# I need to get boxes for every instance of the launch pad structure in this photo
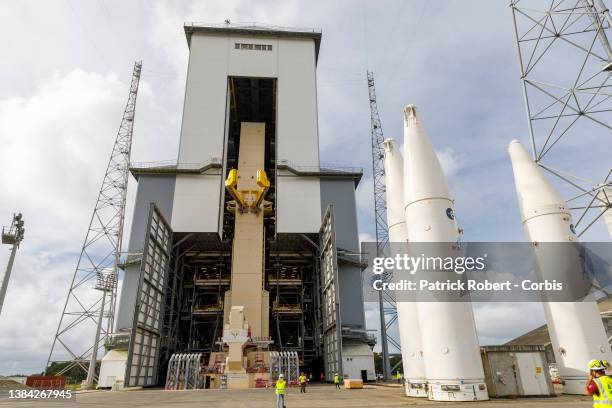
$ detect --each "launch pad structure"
[89,23,376,390]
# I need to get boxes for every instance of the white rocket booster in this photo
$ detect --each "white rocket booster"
[383,138,427,398]
[403,105,488,401]
[509,140,611,395]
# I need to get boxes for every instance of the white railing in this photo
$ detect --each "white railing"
[130,158,361,174]
[130,158,221,170]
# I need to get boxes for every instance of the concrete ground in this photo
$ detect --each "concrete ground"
[0,384,593,407]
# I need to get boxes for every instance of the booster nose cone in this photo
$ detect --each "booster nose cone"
[383,137,399,155]
[383,139,406,234]
[403,105,451,204]
[404,104,418,125]
[508,140,569,223]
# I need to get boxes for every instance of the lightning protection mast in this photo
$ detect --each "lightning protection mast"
[46,61,142,387]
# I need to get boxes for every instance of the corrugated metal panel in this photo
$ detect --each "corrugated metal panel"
[125,204,173,387]
[319,205,343,380]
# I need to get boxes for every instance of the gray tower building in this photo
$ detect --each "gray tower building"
[102,23,374,389]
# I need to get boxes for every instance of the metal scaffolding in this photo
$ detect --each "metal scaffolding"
[189,264,226,352]
[511,0,612,236]
[271,263,305,357]
[0,213,25,316]
[46,61,142,382]
[269,351,300,383]
[165,353,205,390]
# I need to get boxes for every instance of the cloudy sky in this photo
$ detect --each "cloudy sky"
[0,0,610,375]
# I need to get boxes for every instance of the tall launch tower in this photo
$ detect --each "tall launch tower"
[98,23,374,389]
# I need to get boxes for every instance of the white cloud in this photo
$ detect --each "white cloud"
[436,147,464,178]
[0,70,127,251]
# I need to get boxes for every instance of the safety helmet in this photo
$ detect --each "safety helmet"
[588,359,605,371]
[279,374,284,378]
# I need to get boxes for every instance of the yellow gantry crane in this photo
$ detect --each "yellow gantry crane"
[224,168,270,210]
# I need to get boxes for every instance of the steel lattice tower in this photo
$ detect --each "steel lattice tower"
[46,61,142,380]
[511,0,612,237]
[367,71,402,380]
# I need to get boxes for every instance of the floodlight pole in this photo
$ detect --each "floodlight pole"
[0,213,25,316]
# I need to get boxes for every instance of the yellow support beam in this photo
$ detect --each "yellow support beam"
[225,168,246,208]
[254,169,270,208]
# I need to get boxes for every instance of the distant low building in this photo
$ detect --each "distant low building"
[6,376,27,385]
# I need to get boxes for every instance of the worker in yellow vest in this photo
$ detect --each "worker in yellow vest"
[275,374,287,408]
[299,372,307,393]
[585,359,612,407]
[396,371,402,384]
[334,372,341,390]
